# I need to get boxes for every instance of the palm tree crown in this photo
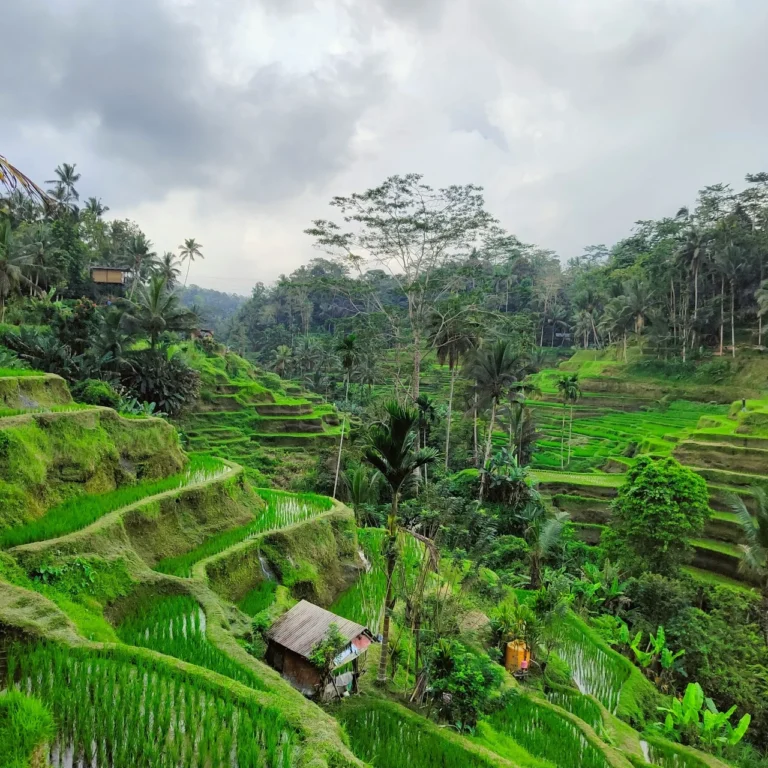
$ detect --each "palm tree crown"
[122,275,198,349]
[179,238,204,287]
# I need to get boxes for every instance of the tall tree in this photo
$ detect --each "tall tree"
[714,243,745,357]
[126,234,156,299]
[727,488,768,645]
[468,340,527,501]
[557,374,580,468]
[429,309,478,471]
[122,275,198,349]
[178,238,204,288]
[158,252,181,287]
[84,197,109,218]
[335,333,358,402]
[306,174,495,398]
[363,401,437,684]
[45,163,80,205]
[0,218,34,321]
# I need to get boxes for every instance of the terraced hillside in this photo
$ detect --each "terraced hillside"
[0,370,735,768]
[0,370,367,767]
[177,345,343,488]
[527,353,768,588]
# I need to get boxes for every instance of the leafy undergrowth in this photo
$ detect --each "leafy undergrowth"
[8,641,295,768]
[154,488,333,577]
[116,593,269,691]
[0,454,228,548]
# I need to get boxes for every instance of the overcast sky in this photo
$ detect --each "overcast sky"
[4,0,767,294]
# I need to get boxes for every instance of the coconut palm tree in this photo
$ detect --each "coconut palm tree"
[18,223,61,291]
[335,333,358,402]
[428,311,478,470]
[157,252,181,287]
[271,345,292,377]
[516,503,570,589]
[363,401,437,684]
[557,374,581,468]
[84,197,109,218]
[415,394,437,482]
[178,238,204,287]
[121,276,198,350]
[622,278,654,336]
[468,340,528,501]
[126,234,156,299]
[714,243,745,357]
[342,465,382,525]
[45,162,80,204]
[599,298,632,360]
[0,217,34,321]
[757,279,768,347]
[727,488,768,644]
[677,225,707,326]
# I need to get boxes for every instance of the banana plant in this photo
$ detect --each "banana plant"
[655,682,751,753]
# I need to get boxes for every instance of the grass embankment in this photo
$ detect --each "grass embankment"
[0,691,54,768]
[154,488,333,577]
[0,367,46,377]
[1,454,226,548]
[116,593,269,691]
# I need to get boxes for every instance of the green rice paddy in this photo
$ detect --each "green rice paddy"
[154,489,333,577]
[116,594,269,691]
[8,641,294,767]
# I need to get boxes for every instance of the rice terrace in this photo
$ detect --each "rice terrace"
[2,57,768,768]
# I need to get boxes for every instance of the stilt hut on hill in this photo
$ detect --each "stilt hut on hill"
[265,600,376,700]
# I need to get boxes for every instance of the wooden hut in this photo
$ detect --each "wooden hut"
[90,266,130,286]
[265,600,376,700]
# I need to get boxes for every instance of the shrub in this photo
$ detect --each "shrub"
[121,350,200,417]
[72,378,120,408]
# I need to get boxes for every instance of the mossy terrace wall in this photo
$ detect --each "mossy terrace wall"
[0,407,185,532]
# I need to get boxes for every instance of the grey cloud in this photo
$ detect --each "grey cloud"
[1,0,386,207]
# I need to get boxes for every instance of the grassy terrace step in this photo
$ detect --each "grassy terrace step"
[154,488,333,577]
[116,592,269,691]
[1,454,228,548]
[683,566,755,593]
[531,470,623,488]
[0,372,73,409]
[692,466,768,487]
[691,538,741,558]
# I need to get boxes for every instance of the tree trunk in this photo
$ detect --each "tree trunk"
[472,392,479,467]
[623,331,627,363]
[567,404,574,465]
[530,553,541,590]
[332,418,345,500]
[444,366,456,471]
[345,374,349,403]
[560,402,567,469]
[719,276,725,356]
[761,589,768,648]
[412,326,421,399]
[377,495,399,684]
[479,400,497,501]
[731,281,736,358]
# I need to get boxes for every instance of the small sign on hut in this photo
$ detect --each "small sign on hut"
[265,600,376,700]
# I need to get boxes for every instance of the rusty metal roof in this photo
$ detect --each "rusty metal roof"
[266,600,374,659]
